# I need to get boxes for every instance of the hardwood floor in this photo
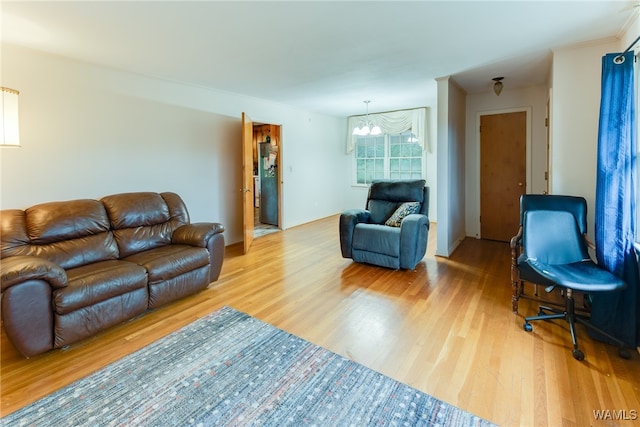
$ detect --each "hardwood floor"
[2,215,639,426]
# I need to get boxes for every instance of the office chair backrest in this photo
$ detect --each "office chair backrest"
[520,195,588,235]
[523,210,589,265]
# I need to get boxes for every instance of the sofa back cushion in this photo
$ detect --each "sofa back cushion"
[1,200,119,269]
[101,192,190,257]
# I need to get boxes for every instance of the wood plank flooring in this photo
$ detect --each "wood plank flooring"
[2,215,639,426]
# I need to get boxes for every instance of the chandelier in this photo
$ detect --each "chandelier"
[352,100,382,136]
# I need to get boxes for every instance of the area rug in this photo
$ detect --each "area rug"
[3,306,496,426]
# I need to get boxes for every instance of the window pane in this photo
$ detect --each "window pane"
[356,159,365,184]
[365,159,374,182]
[374,159,384,178]
[366,143,376,158]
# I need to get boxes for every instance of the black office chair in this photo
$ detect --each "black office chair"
[510,195,589,314]
[520,207,631,360]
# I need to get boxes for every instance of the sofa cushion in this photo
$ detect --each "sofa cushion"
[54,260,148,315]
[102,192,189,257]
[352,224,400,257]
[123,245,210,283]
[2,200,119,270]
[1,210,29,258]
[368,179,425,203]
[385,202,421,227]
[367,200,399,224]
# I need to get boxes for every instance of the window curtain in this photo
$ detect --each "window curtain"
[591,50,639,347]
[346,107,428,154]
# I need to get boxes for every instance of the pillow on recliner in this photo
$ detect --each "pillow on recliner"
[385,202,421,227]
[367,200,399,224]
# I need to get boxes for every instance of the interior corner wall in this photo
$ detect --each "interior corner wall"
[0,44,348,245]
[436,77,466,257]
[549,38,623,239]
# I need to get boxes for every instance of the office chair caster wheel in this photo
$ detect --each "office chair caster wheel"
[523,322,533,332]
[572,349,585,361]
[618,348,631,359]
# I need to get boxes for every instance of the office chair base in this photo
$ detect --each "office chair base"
[523,303,631,361]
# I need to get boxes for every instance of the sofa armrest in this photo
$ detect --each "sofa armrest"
[172,222,225,248]
[339,209,371,259]
[399,214,430,269]
[172,222,226,283]
[1,256,68,292]
[1,256,66,357]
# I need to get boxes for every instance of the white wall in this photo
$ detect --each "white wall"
[465,84,549,238]
[436,77,466,257]
[0,45,349,245]
[549,38,624,239]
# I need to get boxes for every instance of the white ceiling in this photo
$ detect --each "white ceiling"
[2,1,638,117]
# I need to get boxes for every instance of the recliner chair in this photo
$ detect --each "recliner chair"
[339,179,429,270]
[519,203,630,360]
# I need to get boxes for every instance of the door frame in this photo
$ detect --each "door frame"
[242,115,284,254]
[474,106,531,238]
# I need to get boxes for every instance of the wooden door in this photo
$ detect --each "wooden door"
[480,111,526,242]
[241,112,254,254]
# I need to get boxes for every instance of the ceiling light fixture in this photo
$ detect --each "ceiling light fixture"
[492,77,504,96]
[352,100,382,136]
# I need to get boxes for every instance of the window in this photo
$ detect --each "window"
[634,54,640,242]
[354,130,423,185]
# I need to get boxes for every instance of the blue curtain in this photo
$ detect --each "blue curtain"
[592,51,639,347]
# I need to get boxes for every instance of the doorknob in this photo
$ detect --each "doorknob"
[518,182,524,187]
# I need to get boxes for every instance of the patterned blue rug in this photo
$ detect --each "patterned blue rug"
[3,306,496,426]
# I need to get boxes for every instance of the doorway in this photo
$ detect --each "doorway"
[480,110,527,242]
[252,123,282,238]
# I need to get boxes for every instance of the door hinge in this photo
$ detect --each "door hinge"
[545,118,548,127]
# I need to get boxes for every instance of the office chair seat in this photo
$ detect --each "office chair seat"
[526,259,625,292]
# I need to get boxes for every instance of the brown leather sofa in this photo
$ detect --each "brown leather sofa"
[0,192,225,358]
